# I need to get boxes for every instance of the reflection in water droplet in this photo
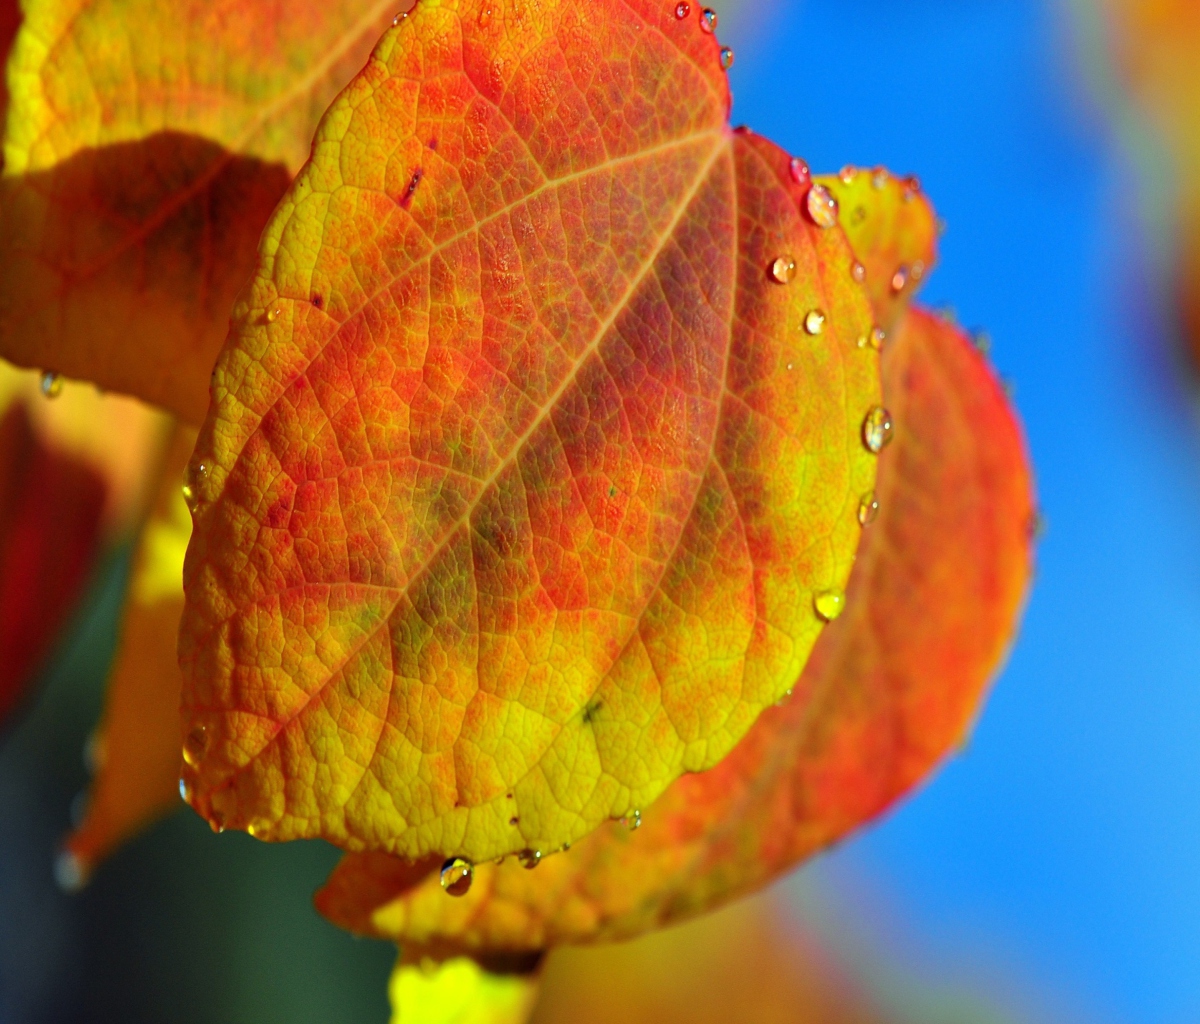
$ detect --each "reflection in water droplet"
[620,809,642,831]
[806,184,838,228]
[719,46,733,69]
[851,261,865,283]
[675,0,690,17]
[208,808,226,834]
[862,406,893,454]
[182,724,209,767]
[699,7,717,32]
[54,850,88,893]
[479,6,491,25]
[890,265,908,293]
[813,590,846,623]
[804,309,826,335]
[769,255,795,284]
[179,777,192,804]
[839,165,857,184]
[181,483,196,509]
[789,157,810,186]
[40,371,63,399]
[858,492,879,526]
[183,461,208,511]
[518,848,542,869]
[440,857,474,896]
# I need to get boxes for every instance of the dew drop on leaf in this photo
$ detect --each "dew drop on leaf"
[789,156,810,186]
[266,307,281,323]
[478,6,491,25]
[179,777,192,804]
[806,184,839,228]
[182,724,209,767]
[891,265,909,293]
[699,6,717,32]
[439,857,473,896]
[813,589,846,623]
[769,255,796,284]
[39,371,63,399]
[862,406,894,454]
[719,46,733,69]
[620,809,642,831]
[804,309,826,335]
[674,1,690,17]
[857,492,880,526]
[872,167,888,189]
[851,260,866,283]
[839,165,857,184]
[518,848,542,870]
[392,10,407,25]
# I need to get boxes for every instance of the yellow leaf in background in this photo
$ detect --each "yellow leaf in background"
[60,424,195,885]
[390,955,540,1024]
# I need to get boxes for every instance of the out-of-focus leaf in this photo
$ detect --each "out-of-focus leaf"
[1089,0,1200,367]
[817,168,938,337]
[314,307,1033,952]
[0,400,106,729]
[179,0,880,864]
[61,424,195,882]
[390,955,541,1024]
[0,0,402,423]
[0,0,19,126]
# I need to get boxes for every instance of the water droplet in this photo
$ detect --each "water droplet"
[518,848,542,869]
[54,850,88,893]
[392,10,407,25]
[911,260,925,282]
[509,815,519,826]
[266,306,281,323]
[769,255,795,284]
[440,857,473,896]
[719,46,733,69]
[872,168,888,190]
[183,461,209,511]
[181,483,196,509]
[813,589,846,623]
[851,261,866,283]
[804,309,826,335]
[208,808,226,834]
[786,362,793,371]
[839,165,857,184]
[179,777,192,804]
[775,686,794,707]
[902,175,921,200]
[182,724,209,767]
[806,184,839,228]
[937,216,948,236]
[699,7,717,32]
[675,1,690,16]
[870,327,886,350]
[40,371,63,398]
[789,157,810,186]
[620,809,642,831]
[972,330,991,355]
[861,406,894,454]
[478,6,491,24]
[890,265,908,293]
[857,492,879,526]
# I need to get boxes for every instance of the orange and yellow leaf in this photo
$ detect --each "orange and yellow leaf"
[0,0,401,422]
[178,0,882,864]
[314,307,1033,952]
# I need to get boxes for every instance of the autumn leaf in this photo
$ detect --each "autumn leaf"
[313,306,1033,952]
[1087,0,1200,368]
[60,424,196,885]
[817,168,938,337]
[0,0,401,423]
[178,0,883,865]
[0,398,106,729]
[389,955,541,1024]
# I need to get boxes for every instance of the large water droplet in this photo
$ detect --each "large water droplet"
[440,857,473,895]
[392,10,407,24]
[719,46,733,69]
[789,157,810,186]
[806,184,839,228]
[804,309,826,335]
[813,589,846,623]
[182,461,209,511]
[674,0,690,17]
[890,265,909,293]
[861,406,894,454]
[620,809,642,831]
[769,255,795,284]
[40,371,63,399]
[182,724,209,767]
[518,848,542,869]
[857,492,879,526]
[699,7,717,32]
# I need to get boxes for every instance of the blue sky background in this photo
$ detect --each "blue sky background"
[718,2,1200,1022]
[4,2,1200,1022]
